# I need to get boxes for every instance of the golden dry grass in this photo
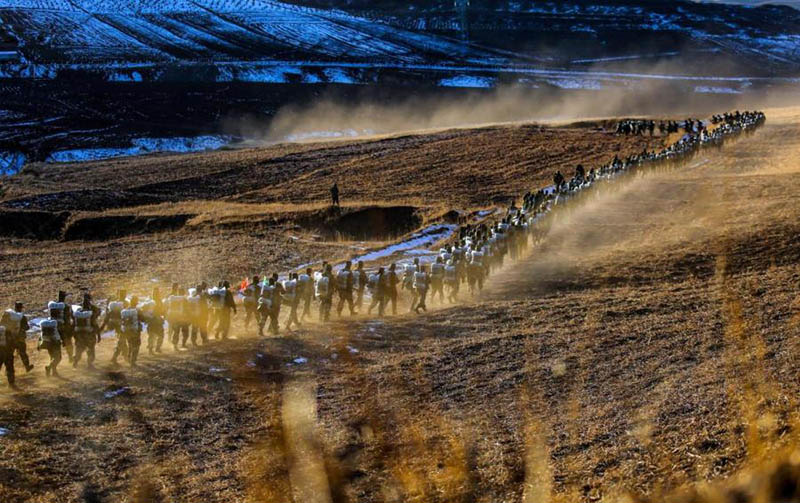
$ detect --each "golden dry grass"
[0,109,798,503]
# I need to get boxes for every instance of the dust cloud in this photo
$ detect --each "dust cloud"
[225,59,800,145]
[486,106,800,297]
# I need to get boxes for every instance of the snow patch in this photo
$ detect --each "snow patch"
[0,151,26,175]
[694,85,742,94]
[109,70,142,82]
[323,67,357,84]
[439,75,496,88]
[104,387,131,399]
[46,135,230,163]
[546,78,603,90]
[352,224,457,263]
[0,427,9,436]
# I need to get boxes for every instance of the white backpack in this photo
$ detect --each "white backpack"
[258,296,272,311]
[445,265,457,282]
[139,301,156,322]
[40,319,60,343]
[414,271,428,290]
[212,288,226,309]
[107,301,124,323]
[368,273,381,289]
[431,263,445,277]
[316,276,330,297]
[186,295,201,315]
[403,265,417,287]
[48,301,67,323]
[167,295,185,317]
[74,309,93,332]
[298,274,311,294]
[283,280,297,301]
[121,308,139,333]
[243,285,257,307]
[337,270,352,290]
[2,309,23,335]
[260,284,275,299]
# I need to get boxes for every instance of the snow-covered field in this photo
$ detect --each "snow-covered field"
[1,0,799,88]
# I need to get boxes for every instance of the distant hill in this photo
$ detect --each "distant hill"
[694,0,800,8]
[0,0,799,87]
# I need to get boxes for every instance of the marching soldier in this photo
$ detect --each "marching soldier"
[299,268,314,320]
[386,263,399,316]
[430,257,446,304]
[2,302,33,375]
[216,281,237,340]
[101,291,127,364]
[146,288,165,354]
[166,284,189,349]
[242,276,259,330]
[283,273,301,331]
[38,314,62,377]
[73,293,101,369]
[413,264,430,314]
[317,265,334,322]
[0,323,13,388]
[367,267,385,317]
[48,291,74,363]
[121,297,143,367]
[336,261,355,317]
[355,261,367,311]
[268,274,284,335]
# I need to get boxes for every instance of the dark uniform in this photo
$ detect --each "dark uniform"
[283,275,301,331]
[146,293,166,354]
[104,298,128,364]
[336,264,355,317]
[367,270,385,317]
[0,326,15,387]
[2,305,33,374]
[242,278,259,330]
[217,284,237,340]
[300,269,314,320]
[386,265,399,316]
[121,300,142,367]
[49,291,74,363]
[191,286,210,346]
[38,318,62,377]
[73,298,101,369]
[355,263,367,310]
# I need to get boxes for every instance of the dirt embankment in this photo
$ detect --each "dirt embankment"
[295,206,422,240]
[62,214,194,241]
[0,209,71,240]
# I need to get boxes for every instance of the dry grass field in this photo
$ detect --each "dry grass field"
[0,121,660,310]
[1,109,799,503]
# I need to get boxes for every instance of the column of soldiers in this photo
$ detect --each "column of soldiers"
[0,110,765,389]
[616,118,709,137]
